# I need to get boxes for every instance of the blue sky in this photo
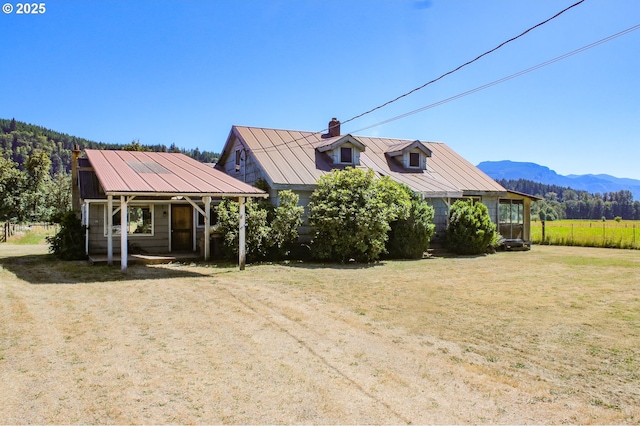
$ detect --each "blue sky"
[2,0,639,179]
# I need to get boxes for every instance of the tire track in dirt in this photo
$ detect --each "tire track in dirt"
[217,279,512,424]
[221,284,413,424]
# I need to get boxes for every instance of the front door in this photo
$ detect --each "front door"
[171,205,193,251]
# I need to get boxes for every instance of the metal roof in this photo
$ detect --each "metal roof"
[84,149,267,197]
[222,126,506,197]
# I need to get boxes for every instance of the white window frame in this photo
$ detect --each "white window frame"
[339,146,353,164]
[408,152,420,168]
[104,204,154,236]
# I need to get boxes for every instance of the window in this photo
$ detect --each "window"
[340,146,352,163]
[104,204,154,236]
[197,206,218,227]
[409,152,420,168]
[235,150,241,172]
[499,200,524,239]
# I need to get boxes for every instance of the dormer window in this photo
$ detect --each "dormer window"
[409,152,420,168]
[315,134,366,166]
[340,147,353,163]
[385,140,432,171]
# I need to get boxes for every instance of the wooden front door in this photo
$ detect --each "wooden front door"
[171,205,193,251]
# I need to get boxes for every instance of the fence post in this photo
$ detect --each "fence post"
[571,223,574,243]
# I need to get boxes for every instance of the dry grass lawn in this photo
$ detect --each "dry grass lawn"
[1,242,639,424]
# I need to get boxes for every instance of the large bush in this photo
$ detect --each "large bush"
[308,168,411,262]
[268,190,304,257]
[47,211,86,260]
[446,199,497,255]
[386,188,436,259]
[215,190,303,262]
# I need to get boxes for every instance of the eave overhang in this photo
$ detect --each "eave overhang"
[315,134,366,152]
[386,140,432,158]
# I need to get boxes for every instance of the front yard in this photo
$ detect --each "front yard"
[1,243,638,424]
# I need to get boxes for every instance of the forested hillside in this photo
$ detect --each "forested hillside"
[498,178,640,220]
[0,118,219,175]
[0,118,220,222]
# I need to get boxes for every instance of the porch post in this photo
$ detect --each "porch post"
[120,195,128,273]
[204,196,211,261]
[446,197,451,228]
[239,196,246,270]
[83,202,89,255]
[107,195,113,265]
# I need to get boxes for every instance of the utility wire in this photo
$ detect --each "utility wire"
[351,23,640,135]
[247,0,587,153]
[340,0,585,128]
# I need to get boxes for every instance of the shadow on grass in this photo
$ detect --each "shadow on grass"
[268,260,394,270]
[0,253,230,285]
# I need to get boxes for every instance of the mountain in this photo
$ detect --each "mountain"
[477,160,640,200]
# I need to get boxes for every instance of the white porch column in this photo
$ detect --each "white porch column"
[107,195,113,265]
[83,202,89,255]
[120,195,128,273]
[239,196,246,270]
[204,196,211,261]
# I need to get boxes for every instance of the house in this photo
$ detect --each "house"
[216,120,539,248]
[73,148,267,271]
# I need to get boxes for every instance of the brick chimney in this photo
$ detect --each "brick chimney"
[328,117,340,137]
[71,144,81,214]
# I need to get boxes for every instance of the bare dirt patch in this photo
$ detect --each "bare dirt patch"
[1,244,638,424]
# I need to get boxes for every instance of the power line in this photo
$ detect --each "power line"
[350,23,640,135]
[339,0,586,128]
[248,0,587,153]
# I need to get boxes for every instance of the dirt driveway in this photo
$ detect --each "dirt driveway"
[1,244,637,424]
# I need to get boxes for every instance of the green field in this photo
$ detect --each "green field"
[531,219,640,249]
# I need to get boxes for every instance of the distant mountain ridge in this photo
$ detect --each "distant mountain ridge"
[477,160,640,200]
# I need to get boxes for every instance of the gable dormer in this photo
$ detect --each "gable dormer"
[315,134,366,166]
[386,140,432,170]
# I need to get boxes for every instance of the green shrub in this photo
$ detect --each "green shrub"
[215,190,303,262]
[386,188,436,259]
[446,199,497,255]
[308,168,411,262]
[268,190,304,257]
[215,198,270,262]
[46,211,86,260]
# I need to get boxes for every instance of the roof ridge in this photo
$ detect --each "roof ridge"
[233,124,317,135]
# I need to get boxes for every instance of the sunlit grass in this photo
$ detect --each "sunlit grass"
[6,229,56,245]
[531,219,640,249]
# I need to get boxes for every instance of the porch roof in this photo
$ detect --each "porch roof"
[85,149,267,198]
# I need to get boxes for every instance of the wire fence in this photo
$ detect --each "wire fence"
[531,220,639,249]
[1,222,59,243]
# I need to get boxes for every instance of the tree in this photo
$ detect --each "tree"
[386,187,436,259]
[45,174,72,222]
[23,150,52,221]
[0,156,24,220]
[122,140,148,151]
[308,168,411,262]
[446,199,497,255]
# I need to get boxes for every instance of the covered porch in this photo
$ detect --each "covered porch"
[76,149,267,272]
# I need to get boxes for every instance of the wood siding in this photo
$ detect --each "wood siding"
[87,203,170,254]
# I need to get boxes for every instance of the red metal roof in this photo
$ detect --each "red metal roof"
[85,149,266,197]
[223,126,506,197]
